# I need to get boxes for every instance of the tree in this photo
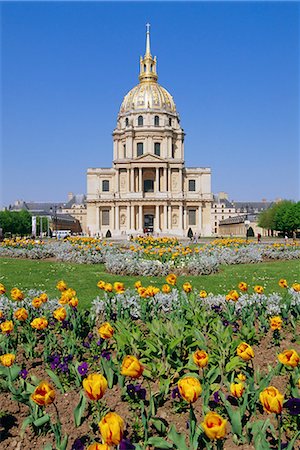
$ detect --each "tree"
[0,210,32,236]
[258,201,300,234]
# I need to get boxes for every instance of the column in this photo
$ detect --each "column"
[127,205,131,230]
[179,168,183,192]
[139,205,143,231]
[155,204,160,231]
[96,206,100,233]
[115,205,119,232]
[115,170,119,192]
[198,205,202,232]
[131,205,135,230]
[183,206,187,230]
[139,168,142,192]
[164,168,167,192]
[168,205,172,230]
[127,169,130,192]
[179,205,183,231]
[163,205,167,231]
[111,206,115,230]
[131,168,134,192]
[155,168,159,192]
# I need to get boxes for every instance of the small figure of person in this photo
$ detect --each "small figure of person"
[284,233,288,245]
[292,230,296,244]
[257,233,261,243]
[193,232,198,244]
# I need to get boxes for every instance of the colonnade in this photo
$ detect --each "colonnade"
[115,167,183,193]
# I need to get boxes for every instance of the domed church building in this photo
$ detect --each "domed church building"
[87,25,212,237]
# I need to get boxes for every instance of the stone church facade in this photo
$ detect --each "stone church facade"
[87,25,212,237]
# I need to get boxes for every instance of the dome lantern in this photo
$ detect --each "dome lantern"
[139,23,158,83]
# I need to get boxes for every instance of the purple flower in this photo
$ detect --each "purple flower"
[59,362,69,373]
[171,386,180,399]
[284,398,300,416]
[83,341,90,349]
[101,350,111,360]
[213,391,221,404]
[87,332,94,340]
[97,338,104,346]
[134,384,146,400]
[71,438,85,450]
[126,383,136,398]
[19,369,28,379]
[119,438,135,450]
[78,362,88,376]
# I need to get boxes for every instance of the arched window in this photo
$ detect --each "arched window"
[154,115,159,126]
[169,118,172,126]
[125,118,129,127]
[138,115,143,126]
[150,64,153,72]
[154,143,161,156]
[144,64,146,72]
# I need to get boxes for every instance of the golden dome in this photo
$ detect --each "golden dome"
[119,24,178,116]
[119,82,177,115]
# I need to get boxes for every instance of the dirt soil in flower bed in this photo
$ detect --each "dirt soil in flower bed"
[0,332,300,450]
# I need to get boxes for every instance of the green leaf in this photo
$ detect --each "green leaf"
[33,414,50,427]
[168,424,190,450]
[73,391,87,427]
[151,417,167,434]
[45,369,64,393]
[43,443,52,450]
[147,437,173,449]
[225,356,244,373]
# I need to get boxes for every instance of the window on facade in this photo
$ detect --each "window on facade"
[144,179,154,192]
[137,142,143,157]
[150,64,153,72]
[172,144,175,158]
[125,118,129,127]
[189,180,196,191]
[188,209,196,226]
[169,118,172,126]
[138,115,143,126]
[215,227,217,233]
[154,115,159,126]
[102,210,109,226]
[102,180,109,192]
[215,222,217,226]
[222,216,224,219]
[123,144,126,158]
[154,142,161,156]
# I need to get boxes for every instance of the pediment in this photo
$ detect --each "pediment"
[135,153,164,163]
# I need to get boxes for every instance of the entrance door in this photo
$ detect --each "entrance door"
[144,214,154,233]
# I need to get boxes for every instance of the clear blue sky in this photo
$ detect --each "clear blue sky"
[1,1,299,207]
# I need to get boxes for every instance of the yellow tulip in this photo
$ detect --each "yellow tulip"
[10,287,24,301]
[99,412,124,445]
[83,373,108,401]
[121,355,144,378]
[278,279,288,288]
[278,349,300,368]
[98,322,114,339]
[166,273,177,286]
[236,342,254,361]
[178,376,202,403]
[0,353,16,367]
[292,283,300,292]
[56,280,67,292]
[1,320,14,334]
[183,282,192,293]
[31,317,48,330]
[270,316,282,331]
[199,290,207,298]
[201,411,227,439]
[87,444,110,450]
[254,285,264,294]
[193,350,208,368]
[238,282,248,292]
[53,307,67,321]
[259,386,284,414]
[14,308,28,321]
[31,381,56,406]
[230,382,244,398]
[32,297,43,308]
[162,284,171,294]
[0,283,6,295]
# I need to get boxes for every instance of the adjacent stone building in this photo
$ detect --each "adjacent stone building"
[86,25,212,237]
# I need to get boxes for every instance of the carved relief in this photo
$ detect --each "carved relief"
[171,172,178,191]
[120,214,126,225]
[120,173,126,191]
[172,214,178,226]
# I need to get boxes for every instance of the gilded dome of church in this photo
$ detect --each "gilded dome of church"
[120,82,176,114]
[119,24,178,116]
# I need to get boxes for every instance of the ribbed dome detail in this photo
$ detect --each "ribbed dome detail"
[119,82,177,115]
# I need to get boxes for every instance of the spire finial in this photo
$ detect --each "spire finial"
[145,23,151,56]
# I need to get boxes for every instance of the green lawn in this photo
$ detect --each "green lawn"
[1,257,299,309]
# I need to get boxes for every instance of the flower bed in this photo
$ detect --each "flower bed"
[0,277,300,449]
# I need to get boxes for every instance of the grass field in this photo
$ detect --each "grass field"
[1,257,299,308]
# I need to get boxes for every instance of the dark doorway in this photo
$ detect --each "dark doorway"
[144,214,154,233]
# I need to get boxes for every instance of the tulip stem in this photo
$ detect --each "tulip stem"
[277,414,282,450]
